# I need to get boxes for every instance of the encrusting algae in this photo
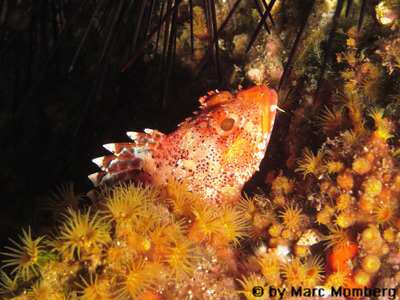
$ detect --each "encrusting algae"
[3,1,400,300]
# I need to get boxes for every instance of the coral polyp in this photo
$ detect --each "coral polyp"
[304,256,324,288]
[58,208,110,259]
[216,205,249,247]
[277,88,297,111]
[0,271,19,296]
[373,203,395,226]
[236,273,268,299]
[317,105,346,133]
[163,176,200,217]
[359,77,383,102]
[163,239,198,280]
[258,250,281,286]
[295,148,325,179]
[40,182,85,221]
[116,257,157,300]
[324,268,351,290]
[102,186,145,231]
[0,227,46,281]
[281,257,307,289]
[279,204,304,231]
[323,225,356,252]
[28,279,59,300]
[373,123,395,142]
[189,203,220,242]
[76,274,111,300]
[367,106,385,127]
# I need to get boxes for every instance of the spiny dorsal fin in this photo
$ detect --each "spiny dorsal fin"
[103,142,157,156]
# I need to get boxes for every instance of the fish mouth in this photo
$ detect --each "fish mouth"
[236,85,278,137]
[262,87,278,138]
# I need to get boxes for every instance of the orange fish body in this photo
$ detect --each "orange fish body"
[89,85,278,203]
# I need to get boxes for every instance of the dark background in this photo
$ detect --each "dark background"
[0,0,279,241]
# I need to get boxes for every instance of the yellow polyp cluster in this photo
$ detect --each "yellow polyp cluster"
[188,203,220,243]
[336,193,352,211]
[304,256,324,288]
[336,171,354,190]
[117,257,157,300]
[334,211,354,228]
[151,217,188,257]
[366,106,395,143]
[340,129,361,145]
[277,88,297,111]
[40,182,86,221]
[364,62,383,80]
[373,123,395,142]
[125,227,151,254]
[345,96,366,134]
[293,243,309,258]
[281,257,307,289]
[383,228,397,242]
[270,175,296,208]
[1,180,217,299]
[325,268,351,289]
[353,268,371,286]
[268,223,283,237]
[316,205,335,225]
[317,105,346,134]
[286,60,400,288]
[238,194,259,221]
[0,227,46,281]
[341,69,356,80]
[280,204,304,231]
[28,279,65,300]
[76,274,111,300]
[180,6,209,62]
[58,208,110,259]
[164,239,198,280]
[0,271,19,296]
[102,189,144,232]
[295,148,325,179]
[367,106,385,127]
[338,49,358,67]
[236,273,267,299]
[258,250,281,286]
[361,254,381,273]
[361,226,383,254]
[325,160,344,174]
[182,6,208,42]
[363,176,383,196]
[271,176,295,196]
[373,203,395,226]
[337,42,385,105]
[163,176,200,217]
[359,76,383,102]
[215,205,249,247]
[106,244,123,263]
[352,157,372,174]
[324,225,356,251]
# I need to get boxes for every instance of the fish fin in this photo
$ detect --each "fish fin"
[102,142,158,156]
[127,129,164,144]
[92,155,145,172]
[89,131,162,189]
[88,168,144,187]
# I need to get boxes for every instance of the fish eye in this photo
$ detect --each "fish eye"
[220,118,235,131]
[209,110,242,137]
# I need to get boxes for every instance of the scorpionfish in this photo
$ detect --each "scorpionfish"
[89,85,277,203]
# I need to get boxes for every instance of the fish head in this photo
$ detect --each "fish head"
[174,85,278,201]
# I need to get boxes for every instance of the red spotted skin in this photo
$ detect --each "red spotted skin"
[90,85,277,203]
